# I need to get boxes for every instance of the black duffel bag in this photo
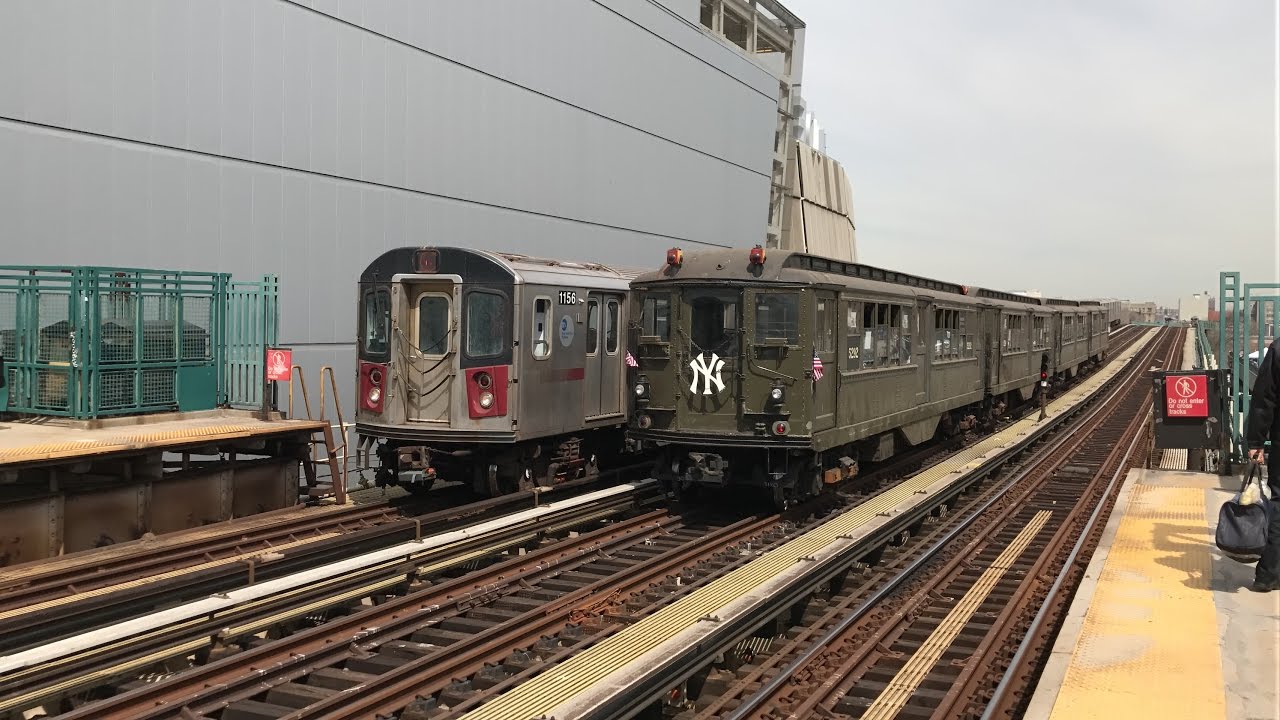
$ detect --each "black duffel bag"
[1215,461,1271,564]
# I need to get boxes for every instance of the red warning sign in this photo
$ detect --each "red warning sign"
[1165,374,1207,418]
[266,348,293,382]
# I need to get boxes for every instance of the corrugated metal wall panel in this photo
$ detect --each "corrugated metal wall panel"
[0,0,788,456]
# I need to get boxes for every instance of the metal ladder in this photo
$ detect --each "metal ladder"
[287,365,349,505]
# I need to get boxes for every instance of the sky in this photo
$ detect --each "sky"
[785,1,1275,306]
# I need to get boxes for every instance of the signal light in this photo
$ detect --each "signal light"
[666,248,683,267]
[749,245,766,265]
[414,248,439,273]
[360,361,387,413]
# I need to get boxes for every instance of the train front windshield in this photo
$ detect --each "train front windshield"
[687,289,740,358]
[361,287,391,360]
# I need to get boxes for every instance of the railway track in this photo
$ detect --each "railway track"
[695,327,1180,720]
[0,468,646,654]
[20,419,1015,719]
[5,334,1151,720]
[45,504,797,719]
[0,480,664,719]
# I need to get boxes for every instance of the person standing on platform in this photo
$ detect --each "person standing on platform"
[1245,336,1280,592]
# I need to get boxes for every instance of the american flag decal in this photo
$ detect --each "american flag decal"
[812,351,824,380]
[625,351,639,368]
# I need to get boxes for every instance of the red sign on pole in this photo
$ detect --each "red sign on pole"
[1165,374,1208,418]
[266,348,293,382]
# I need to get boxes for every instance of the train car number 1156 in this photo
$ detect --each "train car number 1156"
[558,290,578,305]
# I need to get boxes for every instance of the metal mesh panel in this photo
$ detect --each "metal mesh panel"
[182,295,213,361]
[142,294,177,362]
[37,293,71,363]
[142,368,175,405]
[0,266,273,418]
[37,367,72,410]
[0,290,15,360]
[99,369,135,410]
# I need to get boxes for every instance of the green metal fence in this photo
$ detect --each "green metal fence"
[1193,319,1213,370]
[0,266,278,419]
[1218,270,1280,466]
[224,276,280,410]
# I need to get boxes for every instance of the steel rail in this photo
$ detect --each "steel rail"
[0,482,660,716]
[727,327,1172,717]
[973,328,1183,720]
[0,463,653,654]
[709,329,1170,720]
[54,508,686,720]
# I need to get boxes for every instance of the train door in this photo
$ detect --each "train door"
[585,292,625,419]
[812,292,838,431]
[1052,312,1062,372]
[981,306,1000,392]
[407,285,454,423]
[916,299,931,405]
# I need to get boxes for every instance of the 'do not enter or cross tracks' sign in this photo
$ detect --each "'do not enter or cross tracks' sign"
[1164,373,1208,418]
[266,348,293,382]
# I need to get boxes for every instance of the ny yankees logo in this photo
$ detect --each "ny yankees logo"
[689,353,725,395]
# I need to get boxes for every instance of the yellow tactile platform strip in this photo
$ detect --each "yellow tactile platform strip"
[862,510,1051,720]
[0,420,327,465]
[1045,480,1225,720]
[459,332,1159,720]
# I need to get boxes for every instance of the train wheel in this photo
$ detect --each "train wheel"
[771,485,790,511]
[403,479,435,496]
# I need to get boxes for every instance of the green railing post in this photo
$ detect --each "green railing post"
[1242,285,1280,455]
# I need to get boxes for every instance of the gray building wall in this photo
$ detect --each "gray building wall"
[0,0,782,427]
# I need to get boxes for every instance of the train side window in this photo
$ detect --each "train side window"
[641,294,670,340]
[586,299,599,355]
[878,304,893,363]
[417,295,450,356]
[897,305,912,365]
[815,298,835,354]
[935,308,962,360]
[845,301,860,371]
[605,299,620,354]
[862,305,875,367]
[532,297,552,359]
[464,291,506,359]
[1003,314,1025,353]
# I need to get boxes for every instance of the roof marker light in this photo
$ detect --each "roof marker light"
[666,248,684,267]
[749,244,766,265]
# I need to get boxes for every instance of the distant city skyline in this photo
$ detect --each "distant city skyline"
[788,1,1274,306]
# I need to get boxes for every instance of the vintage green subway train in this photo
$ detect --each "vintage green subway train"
[354,246,1107,506]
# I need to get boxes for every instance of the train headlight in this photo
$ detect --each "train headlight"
[636,414,653,429]
[367,387,382,404]
[634,383,647,398]
[769,387,784,402]
[475,372,493,390]
[772,421,790,436]
[478,391,494,409]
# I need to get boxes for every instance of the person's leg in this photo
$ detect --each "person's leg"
[1253,456,1280,588]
